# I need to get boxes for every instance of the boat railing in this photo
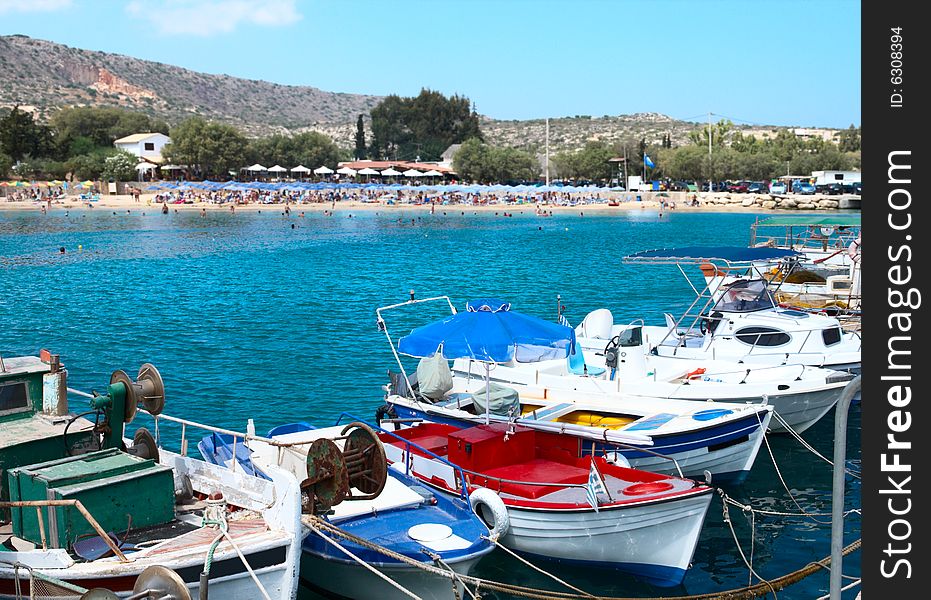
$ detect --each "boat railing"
[133,409,344,476]
[375,294,458,408]
[658,319,862,356]
[0,499,129,562]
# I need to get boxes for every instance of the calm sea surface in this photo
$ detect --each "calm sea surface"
[0,207,860,599]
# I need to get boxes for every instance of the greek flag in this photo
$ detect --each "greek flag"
[558,313,571,328]
[586,459,609,512]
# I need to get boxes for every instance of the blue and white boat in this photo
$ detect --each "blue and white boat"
[200,421,493,600]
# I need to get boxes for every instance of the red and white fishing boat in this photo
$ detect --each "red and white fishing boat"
[378,421,713,587]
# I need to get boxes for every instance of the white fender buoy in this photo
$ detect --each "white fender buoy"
[469,487,510,539]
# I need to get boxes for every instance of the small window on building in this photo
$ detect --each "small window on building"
[834,173,844,181]
[735,326,791,347]
[0,381,29,413]
[144,142,155,151]
[822,327,842,346]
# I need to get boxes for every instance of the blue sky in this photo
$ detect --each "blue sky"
[1,0,861,127]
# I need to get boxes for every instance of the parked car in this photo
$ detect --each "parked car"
[667,181,691,192]
[726,181,749,193]
[746,181,767,194]
[841,182,862,195]
[700,181,728,192]
[769,181,787,194]
[816,183,843,195]
[792,180,816,194]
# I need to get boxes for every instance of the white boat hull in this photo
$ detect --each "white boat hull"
[476,491,711,587]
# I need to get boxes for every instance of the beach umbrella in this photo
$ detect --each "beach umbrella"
[267,165,288,179]
[402,169,424,181]
[423,169,443,178]
[336,166,358,177]
[245,164,267,172]
[313,166,335,175]
[290,165,311,174]
[380,168,402,177]
[136,163,157,171]
[398,299,575,424]
[357,167,380,176]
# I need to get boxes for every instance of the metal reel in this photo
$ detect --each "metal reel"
[132,565,191,600]
[302,438,349,515]
[126,427,160,462]
[341,422,388,498]
[108,363,165,424]
[137,363,165,416]
[109,369,138,424]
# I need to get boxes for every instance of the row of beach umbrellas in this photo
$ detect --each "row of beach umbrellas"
[143,181,624,194]
[242,164,444,178]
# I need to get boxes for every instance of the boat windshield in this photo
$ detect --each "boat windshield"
[712,279,776,312]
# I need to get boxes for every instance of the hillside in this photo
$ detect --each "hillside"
[0,35,381,137]
[1,35,833,152]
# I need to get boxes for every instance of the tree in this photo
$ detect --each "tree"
[51,107,170,158]
[553,142,615,182]
[369,89,482,160]
[0,152,12,179]
[452,138,536,183]
[66,152,109,180]
[163,117,248,178]
[0,106,54,161]
[247,132,346,171]
[102,150,139,182]
[838,124,861,152]
[354,114,367,160]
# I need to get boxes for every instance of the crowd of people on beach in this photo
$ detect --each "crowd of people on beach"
[146,187,613,208]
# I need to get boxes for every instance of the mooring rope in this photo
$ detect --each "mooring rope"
[757,412,832,525]
[770,411,861,480]
[481,534,596,597]
[301,515,861,600]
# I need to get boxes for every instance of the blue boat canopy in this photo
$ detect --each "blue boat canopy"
[398,299,574,363]
[624,246,801,263]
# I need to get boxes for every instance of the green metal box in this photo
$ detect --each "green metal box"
[7,448,176,549]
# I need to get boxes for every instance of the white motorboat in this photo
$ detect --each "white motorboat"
[621,247,861,373]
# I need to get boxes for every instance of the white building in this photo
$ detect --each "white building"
[113,133,171,164]
[811,170,861,186]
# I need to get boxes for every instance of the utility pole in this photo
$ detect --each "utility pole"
[707,112,713,193]
[545,118,550,186]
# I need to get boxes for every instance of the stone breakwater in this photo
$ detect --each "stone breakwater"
[631,191,860,210]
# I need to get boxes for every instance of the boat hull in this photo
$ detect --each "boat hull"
[456,488,711,587]
[299,549,483,600]
[0,544,294,600]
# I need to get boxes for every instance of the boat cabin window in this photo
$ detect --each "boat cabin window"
[0,381,30,414]
[713,279,776,313]
[735,326,791,347]
[822,327,842,346]
[616,326,643,347]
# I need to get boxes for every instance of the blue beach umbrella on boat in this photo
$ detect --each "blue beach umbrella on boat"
[398,299,575,423]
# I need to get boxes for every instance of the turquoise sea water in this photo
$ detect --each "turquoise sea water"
[0,207,860,599]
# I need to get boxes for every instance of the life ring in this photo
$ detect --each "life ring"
[469,488,510,539]
[847,234,861,263]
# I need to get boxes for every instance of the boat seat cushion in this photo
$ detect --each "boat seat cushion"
[481,459,587,500]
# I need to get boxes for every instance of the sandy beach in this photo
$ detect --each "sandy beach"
[0,191,821,214]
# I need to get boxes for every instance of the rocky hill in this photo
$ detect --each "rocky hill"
[1,35,815,152]
[0,35,381,137]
